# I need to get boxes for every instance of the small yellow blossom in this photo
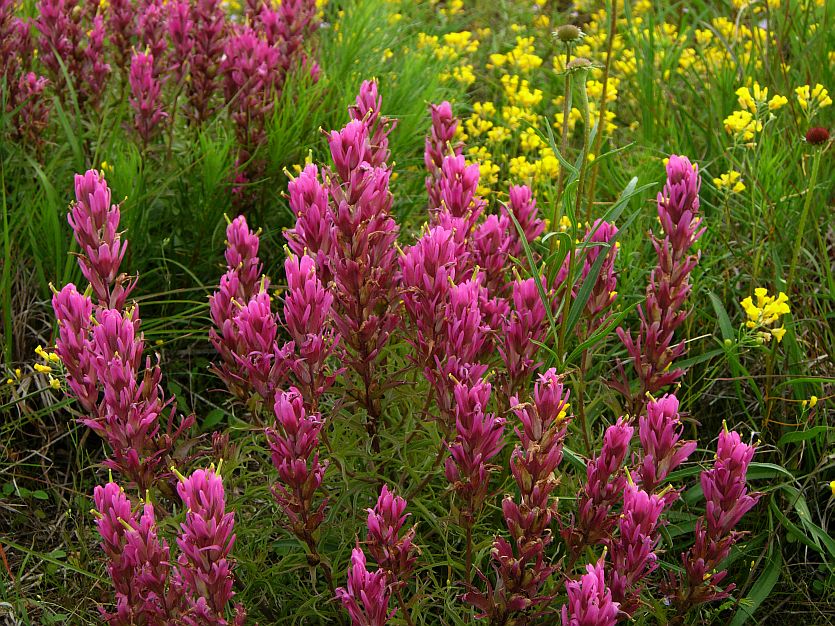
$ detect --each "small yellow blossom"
[724,110,762,142]
[768,94,787,111]
[713,169,745,193]
[795,83,832,115]
[740,289,790,343]
[34,363,53,374]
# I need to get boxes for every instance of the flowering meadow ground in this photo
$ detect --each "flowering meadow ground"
[1,0,833,624]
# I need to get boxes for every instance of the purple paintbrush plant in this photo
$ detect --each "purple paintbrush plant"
[466,368,571,622]
[616,155,704,412]
[561,558,620,626]
[68,169,135,310]
[336,546,394,626]
[129,51,168,145]
[671,427,762,613]
[365,484,418,586]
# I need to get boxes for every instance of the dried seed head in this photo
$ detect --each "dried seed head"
[805,126,830,145]
[554,24,584,44]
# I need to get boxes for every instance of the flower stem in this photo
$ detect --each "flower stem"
[786,146,822,296]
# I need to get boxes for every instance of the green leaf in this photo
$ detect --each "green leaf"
[32,490,49,500]
[777,426,831,446]
[202,408,226,432]
[564,208,638,337]
[729,547,782,626]
[709,291,735,341]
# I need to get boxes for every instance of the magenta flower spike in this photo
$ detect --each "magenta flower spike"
[425,101,463,209]
[93,482,141,622]
[500,276,548,394]
[580,219,619,334]
[366,485,418,585]
[174,467,243,624]
[137,0,168,65]
[425,276,491,428]
[221,25,280,152]
[266,387,329,545]
[349,79,396,167]
[167,0,193,79]
[616,155,704,412]
[52,283,98,412]
[209,215,267,399]
[123,500,174,622]
[444,378,505,521]
[7,70,50,145]
[285,163,333,280]
[105,0,135,71]
[504,185,545,256]
[566,418,634,553]
[471,213,513,295]
[316,95,400,451]
[674,428,762,611]
[88,306,171,491]
[607,482,665,615]
[327,118,375,183]
[184,0,225,124]
[336,547,394,626]
[232,290,288,400]
[637,394,697,494]
[466,369,571,621]
[68,169,134,310]
[433,155,484,234]
[561,558,620,626]
[283,253,340,406]
[129,51,167,144]
[399,225,460,366]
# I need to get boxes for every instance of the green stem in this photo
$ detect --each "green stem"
[787,147,823,295]
[551,46,573,254]
[586,2,618,211]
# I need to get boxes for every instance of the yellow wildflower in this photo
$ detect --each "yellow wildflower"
[724,110,762,142]
[740,289,790,343]
[520,127,544,152]
[713,170,745,193]
[34,363,53,374]
[795,83,832,115]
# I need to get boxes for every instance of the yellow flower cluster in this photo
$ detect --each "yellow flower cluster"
[740,288,790,343]
[488,36,543,73]
[795,83,832,118]
[736,82,787,114]
[723,110,763,142]
[713,169,745,194]
[34,344,63,389]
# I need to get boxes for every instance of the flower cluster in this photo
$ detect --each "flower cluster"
[337,484,417,624]
[564,418,634,554]
[740,288,790,343]
[209,213,339,406]
[444,379,506,524]
[616,155,704,411]
[129,51,167,145]
[466,369,571,621]
[265,388,329,554]
[672,428,762,610]
[53,169,192,492]
[336,548,394,626]
[92,468,244,625]
[67,170,135,310]
[561,558,619,626]
[208,215,267,400]
[285,79,400,452]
